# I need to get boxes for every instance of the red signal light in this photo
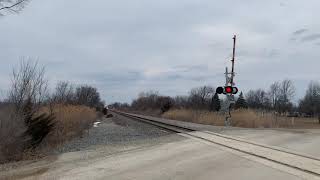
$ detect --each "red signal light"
[216,86,239,94]
[225,86,233,93]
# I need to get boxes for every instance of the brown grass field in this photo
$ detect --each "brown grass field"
[0,104,99,163]
[38,104,98,149]
[162,109,320,129]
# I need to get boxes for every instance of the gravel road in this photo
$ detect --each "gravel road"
[52,112,185,154]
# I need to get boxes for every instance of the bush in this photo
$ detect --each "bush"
[157,96,173,113]
[0,106,27,163]
[23,99,55,149]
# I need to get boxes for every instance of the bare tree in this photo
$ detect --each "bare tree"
[52,81,75,104]
[9,59,48,114]
[0,0,29,15]
[74,85,102,108]
[189,86,214,109]
[280,79,295,101]
[269,81,280,109]
[299,81,320,118]
[173,95,189,109]
[246,89,270,109]
[132,91,160,110]
[156,96,174,113]
[277,79,295,112]
[7,59,55,150]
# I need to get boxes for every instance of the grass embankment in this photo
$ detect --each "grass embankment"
[39,105,98,148]
[0,105,99,164]
[162,109,320,128]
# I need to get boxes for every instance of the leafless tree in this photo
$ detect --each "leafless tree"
[173,95,189,109]
[8,59,48,114]
[132,91,159,110]
[138,90,159,98]
[74,85,102,108]
[6,59,55,150]
[189,86,214,109]
[280,79,295,101]
[277,79,295,112]
[156,96,174,113]
[246,89,271,109]
[0,0,29,15]
[266,80,295,113]
[299,81,320,118]
[269,81,280,109]
[52,81,75,104]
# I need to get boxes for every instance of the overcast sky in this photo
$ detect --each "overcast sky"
[0,0,319,103]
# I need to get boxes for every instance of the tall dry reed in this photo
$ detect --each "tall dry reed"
[162,109,320,128]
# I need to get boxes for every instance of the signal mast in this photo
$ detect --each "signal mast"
[216,35,238,126]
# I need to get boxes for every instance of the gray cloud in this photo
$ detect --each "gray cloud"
[172,65,208,73]
[300,33,320,42]
[293,28,308,35]
[280,2,286,7]
[0,0,319,103]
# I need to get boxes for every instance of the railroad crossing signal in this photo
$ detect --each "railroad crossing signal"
[216,35,238,126]
[216,86,238,95]
[217,35,238,96]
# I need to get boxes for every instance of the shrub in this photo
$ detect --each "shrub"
[0,106,27,163]
[23,99,55,149]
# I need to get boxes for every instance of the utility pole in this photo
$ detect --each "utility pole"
[216,35,238,126]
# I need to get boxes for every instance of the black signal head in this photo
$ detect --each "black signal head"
[216,87,224,94]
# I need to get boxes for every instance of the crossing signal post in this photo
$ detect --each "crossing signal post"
[216,86,238,95]
[217,35,238,126]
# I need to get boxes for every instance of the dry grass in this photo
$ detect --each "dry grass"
[163,109,320,129]
[0,106,27,163]
[39,104,98,149]
[0,104,99,163]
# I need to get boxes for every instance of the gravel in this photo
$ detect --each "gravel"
[52,112,185,154]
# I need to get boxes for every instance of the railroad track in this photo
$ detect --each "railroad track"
[112,110,320,179]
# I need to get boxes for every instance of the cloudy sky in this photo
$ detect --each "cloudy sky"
[0,0,319,103]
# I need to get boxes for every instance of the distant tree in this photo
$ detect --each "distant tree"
[74,85,102,108]
[235,92,248,109]
[173,95,189,109]
[246,89,270,109]
[131,91,159,110]
[189,86,214,109]
[210,93,221,111]
[109,102,130,110]
[52,81,75,104]
[277,79,295,113]
[268,81,280,110]
[299,81,320,119]
[131,91,174,113]
[156,96,174,113]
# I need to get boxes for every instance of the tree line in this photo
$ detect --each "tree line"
[111,79,320,119]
